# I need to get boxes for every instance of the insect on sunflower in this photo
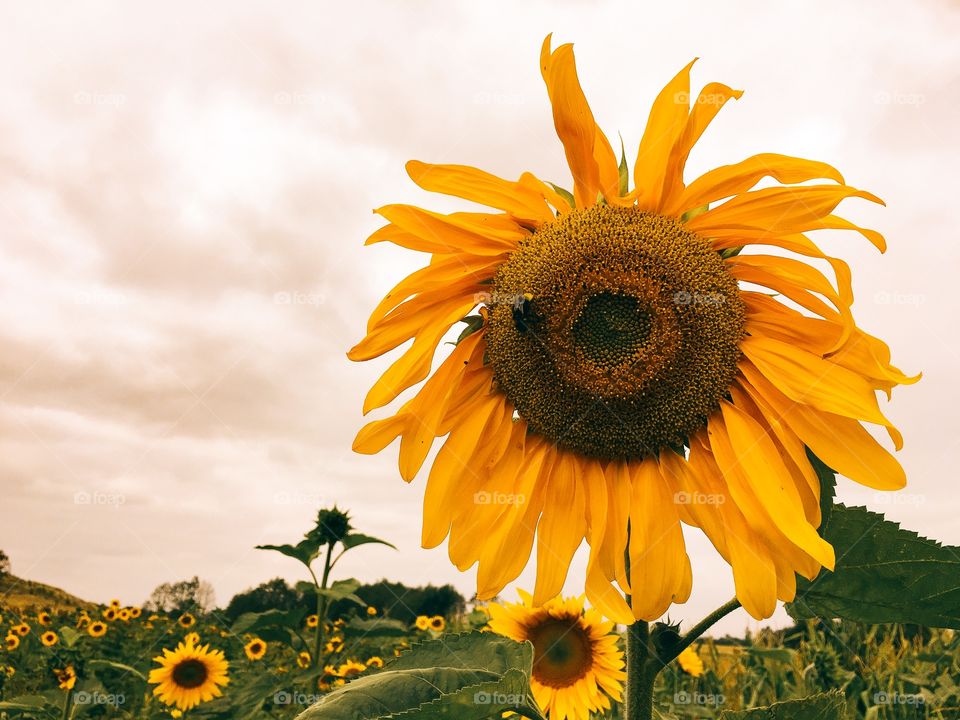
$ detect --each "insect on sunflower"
[148,637,229,712]
[488,592,625,720]
[349,35,917,622]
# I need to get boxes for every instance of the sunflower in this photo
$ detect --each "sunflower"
[118,609,131,622]
[103,608,117,621]
[37,611,52,626]
[428,616,446,632]
[325,636,344,654]
[244,638,267,661]
[367,606,378,616]
[12,623,29,637]
[4,634,19,651]
[184,632,200,646]
[336,660,367,679]
[676,646,704,677]
[55,665,77,691]
[488,592,625,720]
[88,621,108,638]
[297,651,312,669]
[349,36,917,623]
[149,637,229,712]
[177,613,196,629]
[40,630,58,647]
[76,612,91,629]
[366,655,384,669]
[305,614,319,629]
[110,599,121,607]
[414,616,431,631]
[130,607,142,619]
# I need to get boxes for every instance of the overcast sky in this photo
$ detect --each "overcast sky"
[1,0,958,637]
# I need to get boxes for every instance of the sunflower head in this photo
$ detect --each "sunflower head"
[414,615,431,631]
[296,651,312,669]
[103,608,117,621]
[336,659,367,679]
[428,616,446,632]
[488,592,625,720]
[41,631,58,647]
[676,646,704,677]
[37,611,52,626]
[54,665,77,691]
[88,621,107,638]
[177,613,196,629]
[366,655,384,669]
[4,634,19,651]
[309,506,353,546]
[129,607,142,618]
[366,606,378,616]
[305,614,319,628]
[350,35,916,624]
[148,637,230,712]
[244,638,267,661]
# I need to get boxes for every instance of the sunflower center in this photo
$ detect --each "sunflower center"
[528,618,593,688]
[172,659,209,689]
[484,204,745,459]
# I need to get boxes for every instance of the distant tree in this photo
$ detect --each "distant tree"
[224,578,300,621]
[0,549,9,578]
[330,580,466,623]
[147,576,215,615]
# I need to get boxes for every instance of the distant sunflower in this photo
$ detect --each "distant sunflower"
[177,613,196,629]
[103,608,118,621]
[488,592,624,720]
[37,612,52,626]
[336,660,367,679]
[677,646,704,677]
[428,616,446,632]
[296,651,312,669]
[88,621,107,638]
[414,616,431,631]
[12,623,29,637]
[41,631,58,647]
[305,614,319,629]
[366,656,384,669]
[55,665,77,691]
[76,613,91,629]
[244,638,267,661]
[367,606,378,617]
[184,632,200,646]
[325,636,344,654]
[110,599,121,608]
[149,638,229,712]
[4,634,19,651]
[129,607,142,619]
[350,35,917,622]
[118,609,131,622]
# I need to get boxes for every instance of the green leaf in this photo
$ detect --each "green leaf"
[680,203,709,223]
[87,658,146,680]
[547,183,575,209]
[295,632,540,720]
[232,607,308,635]
[58,625,82,648]
[719,690,847,718]
[316,578,366,607]
[256,538,323,567]
[340,533,398,551]
[455,315,485,344]
[342,617,409,638]
[0,695,53,713]
[618,134,629,196]
[806,448,836,530]
[786,505,960,628]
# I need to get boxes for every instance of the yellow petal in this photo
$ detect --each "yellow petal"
[533,450,586,605]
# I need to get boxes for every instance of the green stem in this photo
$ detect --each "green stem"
[60,690,74,720]
[660,598,741,666]
[625,620,655,720]
[311,542,335,668]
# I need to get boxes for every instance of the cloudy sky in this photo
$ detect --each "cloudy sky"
[1,0,958,637]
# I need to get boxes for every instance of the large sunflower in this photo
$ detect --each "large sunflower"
[488,592,624,720]
[350,36,917,622]
[148,637,229,712]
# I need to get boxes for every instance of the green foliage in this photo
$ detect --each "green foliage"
[719,690,847,719]
[787,505,960,629]
[224,578,301,621]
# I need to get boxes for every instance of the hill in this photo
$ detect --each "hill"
[0,574,96,614]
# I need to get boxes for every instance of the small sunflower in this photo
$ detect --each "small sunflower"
[305,614,319,629]
[37,611,52,626]
[244,638,267,661]
[118,609,131,622]
[676,646,704,677]
[130,607,142,619]
[488,592,625,720]
[325,636,344,654]
[336,659,367,679]
[428,616,446,632]
[103,608,118,621]
[366,606,378,616]
[350,35,917,623]
[184,632,200,646]
[414,616,431,631]
[149,637,229,712]
[4,634,19,651]
[76,613,91,628]
[88,621,108,638]
[110,599,121,608]
[55,665,77,691]
[366,656,384,669]
[41,631,59,647]
[12,623,29,637]
[177,613,196,629]
[296,651,312,669]
[4,665,15,677]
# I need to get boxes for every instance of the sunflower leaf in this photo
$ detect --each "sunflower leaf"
[232,607,308,635]
[385,668,544,720]
[719,690,847,718]
[387,630,532,675]
[786,505,960,628]
[256,539,323,567]
[341,617,409,638]
[547,182,575,209]
[340,533,398,551]
[618,134,629,196]
[87,658,147,681]
[806,448,836,530]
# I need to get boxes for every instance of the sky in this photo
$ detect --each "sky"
[1,0,958,638]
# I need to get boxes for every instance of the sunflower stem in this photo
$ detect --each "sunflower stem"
[60,690,74,720]
[625,620,655,720]
[660,597,741,665]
